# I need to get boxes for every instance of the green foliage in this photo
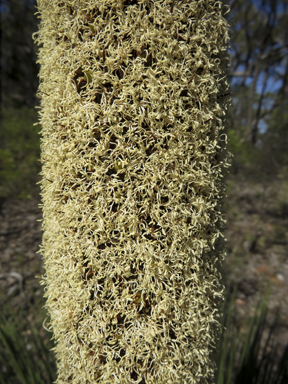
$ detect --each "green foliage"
[276,177,288,217]
[0,104,41,199]
[215,285,288,384]
[227,128,252,170]
[0,291,56,384]
[1,0,39,108]
[260,102,288,176]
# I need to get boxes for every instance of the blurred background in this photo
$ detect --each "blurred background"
[0,0,287,383]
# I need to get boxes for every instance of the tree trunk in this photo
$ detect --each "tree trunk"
[34,1,230,383]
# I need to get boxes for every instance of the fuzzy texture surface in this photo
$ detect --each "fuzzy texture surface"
[34,0,230,383]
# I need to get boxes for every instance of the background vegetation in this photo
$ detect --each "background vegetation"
[0,0,287,382]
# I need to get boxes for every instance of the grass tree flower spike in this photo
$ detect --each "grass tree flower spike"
[34,0,230,383]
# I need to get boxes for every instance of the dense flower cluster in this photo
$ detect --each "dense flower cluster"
[34,0,230,383]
